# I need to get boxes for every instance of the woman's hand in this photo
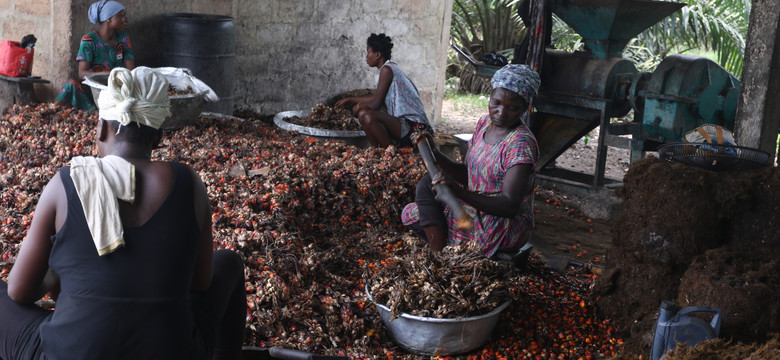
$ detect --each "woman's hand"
[412,131,444,163]
[431,171,463,195]
[41,269,61,301]
[411,131,434,147]
[431,171,445,185]
[335,98,362,115]
[334,97,353,109]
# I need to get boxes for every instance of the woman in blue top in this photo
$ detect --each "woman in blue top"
[54,0,136,110]
[336,33,433,148]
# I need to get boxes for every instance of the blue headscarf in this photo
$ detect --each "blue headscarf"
[88,0,125,24]
[490,64,541,104]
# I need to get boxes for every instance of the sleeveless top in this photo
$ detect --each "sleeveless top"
[37,162,204,359]
[379,61,430,126]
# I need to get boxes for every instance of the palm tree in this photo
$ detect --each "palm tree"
[450,0,525,93]
[617,0,749,76]
[449,0,749,91]
[450,0,525,57]
[450,0,749,74]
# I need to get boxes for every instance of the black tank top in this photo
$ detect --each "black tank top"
[37,162,203,359]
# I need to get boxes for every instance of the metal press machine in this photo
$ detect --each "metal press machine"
[531,0,740,188]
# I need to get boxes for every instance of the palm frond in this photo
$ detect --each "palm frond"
[450,0,524,56]
[633,0,749,77]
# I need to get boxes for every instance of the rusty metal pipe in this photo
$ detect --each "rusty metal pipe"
[416,137,473,231]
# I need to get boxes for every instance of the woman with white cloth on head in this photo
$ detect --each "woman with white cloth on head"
[1,67,246,360]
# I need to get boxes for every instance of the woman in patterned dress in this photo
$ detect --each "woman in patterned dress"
[401,65,541,257]
[54,0,135,110]
[335,33,432,148]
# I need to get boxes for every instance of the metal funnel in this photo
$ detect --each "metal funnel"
[552,0,685,59]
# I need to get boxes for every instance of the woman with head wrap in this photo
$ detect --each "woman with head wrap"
[54,0,136,110]
[1,67,246,359]
[335,33,433,148]
[401,64,541,257]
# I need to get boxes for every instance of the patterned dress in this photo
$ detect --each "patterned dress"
[402,114,538,256]
[55,31,135,110]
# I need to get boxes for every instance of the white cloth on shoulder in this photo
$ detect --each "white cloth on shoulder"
[69,155,135,256]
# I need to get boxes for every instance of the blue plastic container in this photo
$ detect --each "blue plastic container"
[651,300,721,360]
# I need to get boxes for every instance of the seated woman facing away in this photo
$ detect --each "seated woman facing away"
[54,0,136,110]
[1,67,246,360]
[401,65,541,258]
[335,33,433,148]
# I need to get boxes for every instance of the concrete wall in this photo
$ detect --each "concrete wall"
[0,0,71,101]
[13,0,453,124]
[232,0,453,123]
[68,0,233,88]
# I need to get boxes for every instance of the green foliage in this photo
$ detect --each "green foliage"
[549,15,583,53]
[521,0,749,76]
[445,76,461,92]
[451,0,525,56]
[449,0,749,83]
[624,39,665,72]
[632,0,750,77]
[443,89,490,116]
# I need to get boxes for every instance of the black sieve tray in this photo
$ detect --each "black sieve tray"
[658,142,771,171]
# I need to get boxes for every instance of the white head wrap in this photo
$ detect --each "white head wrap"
[98,67,171,132]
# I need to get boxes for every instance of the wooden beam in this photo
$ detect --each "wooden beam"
[735,0,780,158]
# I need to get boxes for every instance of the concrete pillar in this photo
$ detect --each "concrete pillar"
[735,0,780,159]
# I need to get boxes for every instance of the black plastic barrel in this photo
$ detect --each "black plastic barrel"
[159,13,235,115]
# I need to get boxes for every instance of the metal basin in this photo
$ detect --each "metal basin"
[366,284,511,356]
[83,73,207,130]
[274,110,369,148]
[453,133,473,158]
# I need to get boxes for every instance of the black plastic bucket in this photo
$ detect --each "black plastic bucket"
[159,13,235,115]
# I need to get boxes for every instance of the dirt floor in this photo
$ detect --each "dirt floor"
[437,98,780,359]
[1,101,776,359]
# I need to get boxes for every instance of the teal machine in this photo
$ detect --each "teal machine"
[533,0,740,188]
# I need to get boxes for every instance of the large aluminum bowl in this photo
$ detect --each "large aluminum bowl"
[274,110,369,148]
[83,73,207,130]
[366,284,511,356]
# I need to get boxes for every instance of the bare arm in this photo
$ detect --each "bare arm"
[358,66,393,110]
[334,66,394,111]
[412,132,469,185]
[77,61,105,80]
[77,59,136,80]
[431,146,469,185]
[450,164,534,218]
[7,172,64,304]
[189,166,213,292]
[335,94,372,108]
